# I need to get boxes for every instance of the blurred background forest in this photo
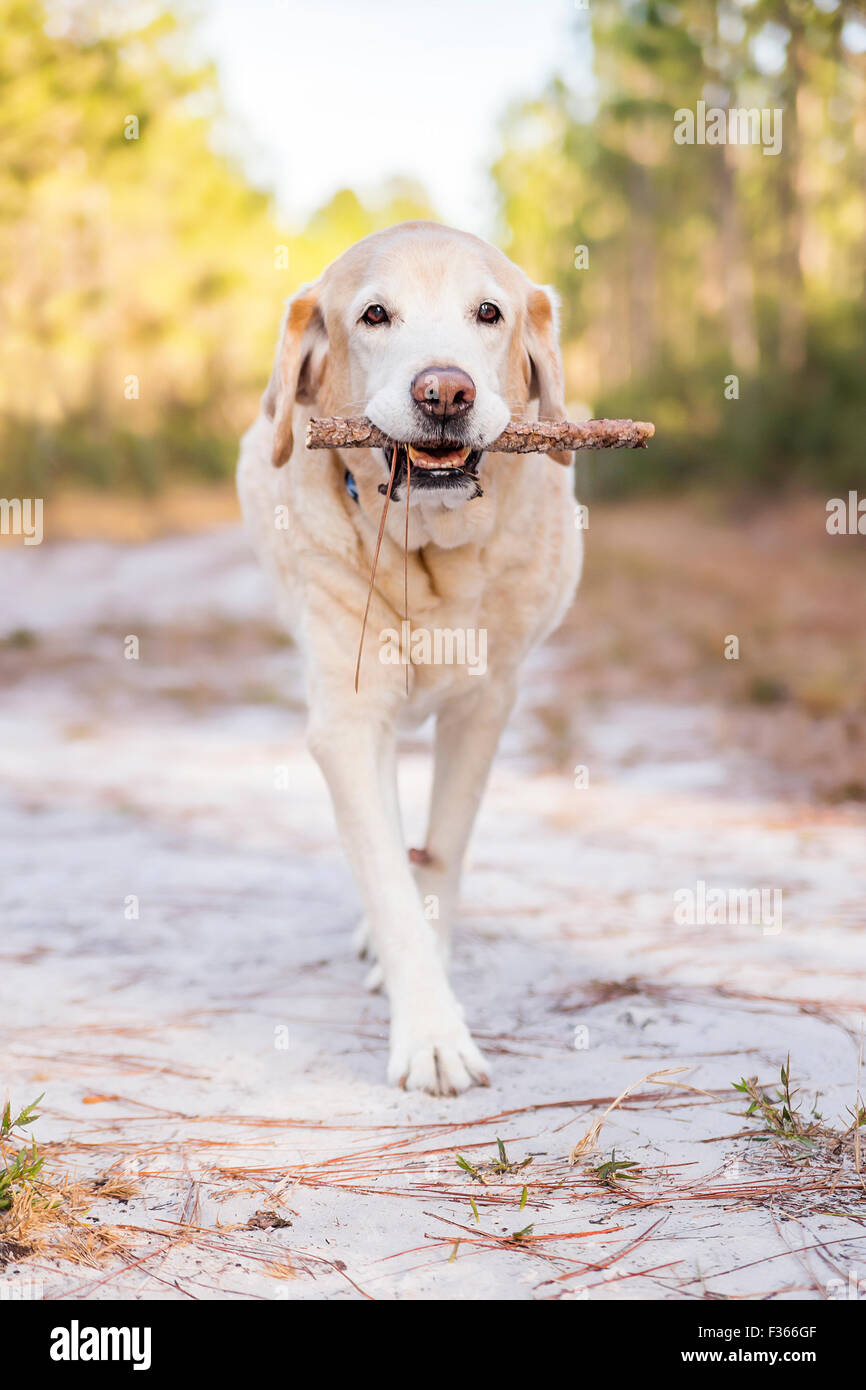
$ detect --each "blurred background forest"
[1,0,864,499]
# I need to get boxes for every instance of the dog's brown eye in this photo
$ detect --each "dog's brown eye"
[362,304,389,326]
[477,301,501,324]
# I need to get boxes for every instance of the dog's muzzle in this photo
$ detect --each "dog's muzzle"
[378,442,484,497]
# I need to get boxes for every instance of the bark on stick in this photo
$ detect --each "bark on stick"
[304,416,654,459]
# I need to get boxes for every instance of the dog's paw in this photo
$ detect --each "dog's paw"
[388,1015,490,1095]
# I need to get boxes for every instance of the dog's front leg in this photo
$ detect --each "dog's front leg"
[307,711,490,1095]
[414,676,519,960]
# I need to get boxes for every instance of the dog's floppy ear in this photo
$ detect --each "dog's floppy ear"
[524,284,571,466]
[264,281,327,467]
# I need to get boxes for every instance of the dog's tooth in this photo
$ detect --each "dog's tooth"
[404,442,473,471]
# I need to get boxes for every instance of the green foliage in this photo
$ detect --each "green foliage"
[0,2,434,495]
[493,0,866,494]
[491,1136,533,1176]
[593,1150,642,1187]
[0,1093,45,1211]
[733,1056,822,1150]
[3,1,864,497]
[455,1137,533,1184]
[455,1153,487,1183]
[509,1223,534,1242]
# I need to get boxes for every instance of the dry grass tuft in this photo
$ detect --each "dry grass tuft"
[1,1174,139,1269]
[732,1055,865,1192]
[1,1095,140,1269]
[567,1067,714,1164]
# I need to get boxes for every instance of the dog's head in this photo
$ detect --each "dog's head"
[265,221,568,499]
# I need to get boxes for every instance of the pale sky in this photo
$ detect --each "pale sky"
[196,0,591,237]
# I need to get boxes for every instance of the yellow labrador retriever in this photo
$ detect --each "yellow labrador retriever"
[237,222,582,1094]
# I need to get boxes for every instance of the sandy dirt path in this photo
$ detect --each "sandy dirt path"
[1,526,864,1300]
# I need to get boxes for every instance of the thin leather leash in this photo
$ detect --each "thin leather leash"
[353,442,399,694]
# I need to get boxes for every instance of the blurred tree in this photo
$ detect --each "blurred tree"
[492,0,866,493]
[0,1,434,494]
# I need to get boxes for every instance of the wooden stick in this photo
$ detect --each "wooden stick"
[305,415,654,458]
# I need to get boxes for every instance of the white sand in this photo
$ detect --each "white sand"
[1,527,863,1301]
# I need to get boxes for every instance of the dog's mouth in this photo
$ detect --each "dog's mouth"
[378,442,484,495]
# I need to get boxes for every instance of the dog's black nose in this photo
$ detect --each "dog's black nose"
[411,366,476,418]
